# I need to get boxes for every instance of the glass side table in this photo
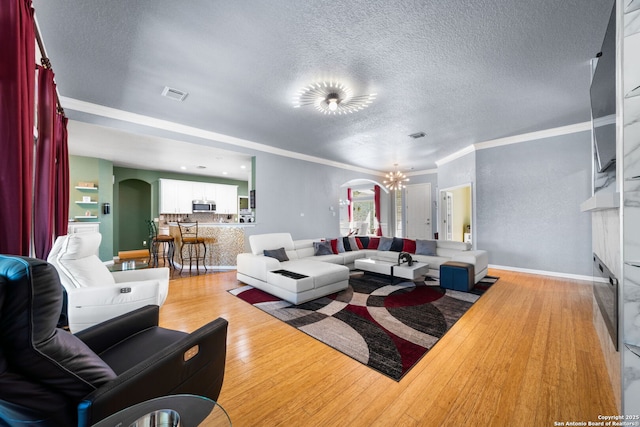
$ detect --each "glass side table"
[107,259,150,272]
[91,394,230,427]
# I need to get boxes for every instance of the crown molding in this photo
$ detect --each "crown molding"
[435,121,591,167]
[406,168,438,176]
[435,144,476,167]
[474,121,591,151]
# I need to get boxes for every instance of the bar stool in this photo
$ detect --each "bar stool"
[177,221,207,274]
[146,220,175,268]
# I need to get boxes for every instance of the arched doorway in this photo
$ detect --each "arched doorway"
[118,179,151,251]
[339,179,390,236]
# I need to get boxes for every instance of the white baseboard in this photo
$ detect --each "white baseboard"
[488,264,596,283]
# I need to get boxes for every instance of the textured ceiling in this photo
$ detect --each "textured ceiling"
[32,0,614,176]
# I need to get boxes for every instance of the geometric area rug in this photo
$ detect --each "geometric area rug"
[230,274,499,381]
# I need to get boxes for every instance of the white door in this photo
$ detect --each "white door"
[405,183,432,239]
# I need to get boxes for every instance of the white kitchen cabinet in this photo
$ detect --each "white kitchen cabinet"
[160,179,192,213]
[215,184,238,214]
[191,182,206,201]
[160,179,237,214]
[176,181,193,213]
[204,183,218,202]
[191,182,218,203]
[160,179,177,213]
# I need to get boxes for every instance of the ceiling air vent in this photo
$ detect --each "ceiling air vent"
[408,132,426,139]
[161,86,188,101]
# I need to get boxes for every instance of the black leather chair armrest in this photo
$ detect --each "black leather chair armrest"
[77,317,228,426]
[75,305,159,354]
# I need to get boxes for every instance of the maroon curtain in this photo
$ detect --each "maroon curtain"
[34,65,57,259]
[347,188,352,223]
[374,185,382,236]
[0,0,35,255]
[54,113,69,237]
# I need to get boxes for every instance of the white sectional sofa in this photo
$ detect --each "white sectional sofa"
[236,233,489,305]
[236,233,350,304]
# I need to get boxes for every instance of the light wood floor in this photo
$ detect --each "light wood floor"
[158,269,617,426]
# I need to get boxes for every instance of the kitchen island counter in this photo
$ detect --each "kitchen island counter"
[168,223,254,269]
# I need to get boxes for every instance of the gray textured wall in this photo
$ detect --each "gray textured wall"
[247,152,384,242]
[476,131,592,276]
[438,151,477,191]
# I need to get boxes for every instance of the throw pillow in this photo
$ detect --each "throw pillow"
[328,238,345,254]
[390,237,404,252]
[313,241,334,256]
[415,239,437,256]
[367,237,379,249]
[378,236,393,251]
[402,238,417,254]
[342,236,352,251]
[263,247,289,262]
[348,236,360,251]
[357,236,369,249]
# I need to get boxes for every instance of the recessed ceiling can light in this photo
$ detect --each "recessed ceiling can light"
[222,171,228,175]
[240,165,246,169]
[180,166,187,170]
[161,86,188,101]
[293,81,376,115]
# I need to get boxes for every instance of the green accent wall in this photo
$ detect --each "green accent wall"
[113,166,248,256]
[118,179,151,251]
[69,157,249,259]
[68,155,114,261]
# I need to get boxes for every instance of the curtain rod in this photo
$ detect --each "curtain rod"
[34,16,65,116]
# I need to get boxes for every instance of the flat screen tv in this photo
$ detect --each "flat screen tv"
[590,2,616,173]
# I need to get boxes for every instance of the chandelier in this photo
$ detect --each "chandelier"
[384,166,409,191]
[292,81,376,115]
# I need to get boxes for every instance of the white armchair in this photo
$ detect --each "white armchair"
[47,232,170,332]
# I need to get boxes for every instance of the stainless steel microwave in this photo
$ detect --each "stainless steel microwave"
[192,200,216,212]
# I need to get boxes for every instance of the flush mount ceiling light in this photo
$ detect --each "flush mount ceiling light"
[292,81,376,115]
[384,164,409,191]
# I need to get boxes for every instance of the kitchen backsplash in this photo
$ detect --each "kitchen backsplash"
[160,212,238,224]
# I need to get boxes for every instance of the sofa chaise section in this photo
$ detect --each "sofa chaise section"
[236,233,349,304]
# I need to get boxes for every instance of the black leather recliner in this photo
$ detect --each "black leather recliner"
[0,255,228,426]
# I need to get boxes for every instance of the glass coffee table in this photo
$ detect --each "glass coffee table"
[91,394,230,426]
[354,258,430,284]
